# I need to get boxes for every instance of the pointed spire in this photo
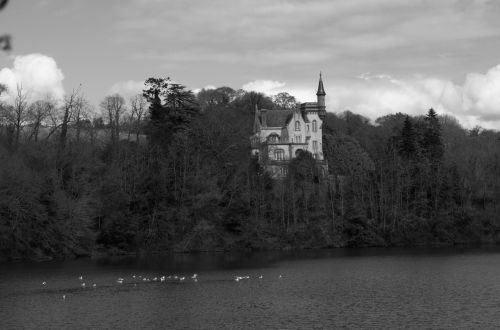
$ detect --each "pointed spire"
[316,72,326,96]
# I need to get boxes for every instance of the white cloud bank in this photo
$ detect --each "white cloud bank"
[334,65,500,129]
[0,54,65,103]
[243,65,500,130]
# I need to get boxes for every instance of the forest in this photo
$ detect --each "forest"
[0,78,499,261]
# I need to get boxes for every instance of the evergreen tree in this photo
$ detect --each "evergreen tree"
[399,116,418,159]
[164,83,199,135]
[147,92,167,145]
[422,108,444,161]
[143,77,199,146]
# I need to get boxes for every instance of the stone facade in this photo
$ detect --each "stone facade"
[250,74,328,178]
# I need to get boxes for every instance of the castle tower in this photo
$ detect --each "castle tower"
[316,72,326,120]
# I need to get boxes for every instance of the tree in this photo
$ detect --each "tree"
[130,93,147,142]
[232,91,274,113]
[28,97,55,142]
[272,92,297,110]
[398,116,418,159]
[73,94,91,143]
[100,94,126,145]
[197,87,235,111]
[8,84,29,147]
[422,108,444,161]
[59,88,80,151]
[143,77,199,146]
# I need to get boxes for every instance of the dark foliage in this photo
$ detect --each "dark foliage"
[1,79,500,261]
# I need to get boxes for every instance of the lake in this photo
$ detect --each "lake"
[1,247,500,329]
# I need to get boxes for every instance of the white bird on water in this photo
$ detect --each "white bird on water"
[160,276,165,282]
[42,281,47,286]
[62,295,66,300]
[179,277,185,281]
[191,274,198,279]
[117,278,124,284]
[78,276,83,281]
[259,275,263,279]
[93,283,97,288]
[81,283,86,288]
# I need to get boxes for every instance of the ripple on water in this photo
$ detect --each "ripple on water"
[2,248,500,329]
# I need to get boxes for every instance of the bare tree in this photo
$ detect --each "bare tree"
[6,84,30,147]
[28,96,55,142]
[59,87,81,151]
[72,94,91,143]
[100,94,126,145]
[130,93,147,142]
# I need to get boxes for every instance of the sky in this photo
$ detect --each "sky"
[1,0,500,129]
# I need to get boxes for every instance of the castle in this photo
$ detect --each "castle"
[250,74,328,178]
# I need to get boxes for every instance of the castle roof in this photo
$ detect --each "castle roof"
[317,73,326,96]
[260,109,293,127]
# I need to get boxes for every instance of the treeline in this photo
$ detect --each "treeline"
[0,78,499,260]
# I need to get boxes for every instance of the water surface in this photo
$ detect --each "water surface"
[1,247,500,329]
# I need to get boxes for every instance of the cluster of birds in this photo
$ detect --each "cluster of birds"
[41,272,283,300]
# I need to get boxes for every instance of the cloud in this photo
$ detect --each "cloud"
[463,65,500,121]
[239,64,500,130]
[327,64,500,129]
[107,80,144,101]
[0,54,65,103]
[242,80,286,95]
[193,84,216,94]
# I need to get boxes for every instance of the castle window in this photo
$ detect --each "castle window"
[275,149,285,160]
[307,125,310,133]
[295,135,301,143]
[267,133,279,143]
[313,140,318,151]
[312,120,317,132]
[295,121,300,131]
[281,167,288,176]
